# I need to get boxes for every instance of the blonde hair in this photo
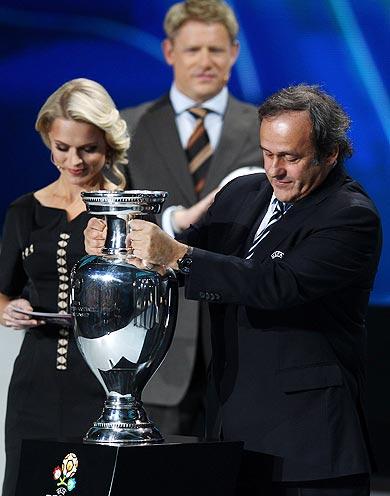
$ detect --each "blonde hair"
[35,78,130,189]
[164,0,239,42]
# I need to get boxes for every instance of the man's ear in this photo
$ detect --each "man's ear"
[162,38,174,66]
[326,146,339,166]
[230,40,240,65]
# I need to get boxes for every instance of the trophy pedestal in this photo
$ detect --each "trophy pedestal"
[15,436,243,495]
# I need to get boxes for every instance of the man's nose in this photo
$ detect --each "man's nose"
[198,48,212,66]
[268,156,285,176]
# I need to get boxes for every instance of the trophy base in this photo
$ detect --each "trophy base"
[84,423,163,445]
[83,394,164,445]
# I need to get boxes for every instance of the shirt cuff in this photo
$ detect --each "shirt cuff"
[161,205,185,237]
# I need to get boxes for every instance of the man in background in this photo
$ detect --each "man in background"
[121,0,262,436]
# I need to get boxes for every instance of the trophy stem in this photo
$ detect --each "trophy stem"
[101,213,132,256]
[84,392,163,444]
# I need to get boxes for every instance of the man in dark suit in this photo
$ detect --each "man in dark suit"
[121,0,262,435]
[88,84,381,495]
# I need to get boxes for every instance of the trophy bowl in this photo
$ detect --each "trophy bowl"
[70,190,178,444]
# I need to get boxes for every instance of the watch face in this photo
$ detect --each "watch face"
[178,255,192,274]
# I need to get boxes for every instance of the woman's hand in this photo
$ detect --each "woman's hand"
[2,298,44,330]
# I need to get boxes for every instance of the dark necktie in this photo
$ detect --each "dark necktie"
[246,200,289,259]
[186,107,212,195]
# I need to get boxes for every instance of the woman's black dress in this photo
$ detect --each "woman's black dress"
[0,193,106,496]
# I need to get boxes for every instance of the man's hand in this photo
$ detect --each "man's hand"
[125,257,168,276]
[129,219,188,268]
[173,189,217,231]
[84,217,190,270]
[84,218,107,255]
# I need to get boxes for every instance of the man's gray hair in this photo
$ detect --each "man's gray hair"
[258,84,353,164]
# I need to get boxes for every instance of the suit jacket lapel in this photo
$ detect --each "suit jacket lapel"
[205,95,259,191]
[252,166,348,262]
[220,179,273,256]
[139,94,258,202]
[140,95,197,205]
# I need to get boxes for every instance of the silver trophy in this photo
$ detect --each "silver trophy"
[70,190,178,444]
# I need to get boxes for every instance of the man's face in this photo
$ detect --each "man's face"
[163,20,239,103]
[260,111,338,203]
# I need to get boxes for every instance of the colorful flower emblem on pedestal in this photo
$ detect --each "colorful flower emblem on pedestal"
[51,453,78,494]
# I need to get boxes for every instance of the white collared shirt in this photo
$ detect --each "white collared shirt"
[170,83,228,150]
[253,195,292,241]
[162,85,228,236]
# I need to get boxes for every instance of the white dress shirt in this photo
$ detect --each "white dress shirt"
[252,195,292,242]
[162,85,228,236]
[170,83,228,150]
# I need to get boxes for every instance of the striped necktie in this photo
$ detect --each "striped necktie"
[246,200,289,259]
[186,107,213,195]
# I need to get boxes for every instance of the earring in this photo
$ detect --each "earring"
[51,152,60,169]
[104,152,113,169]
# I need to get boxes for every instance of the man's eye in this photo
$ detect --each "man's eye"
[286,156,299,162]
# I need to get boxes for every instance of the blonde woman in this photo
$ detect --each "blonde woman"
[0,78,129,496]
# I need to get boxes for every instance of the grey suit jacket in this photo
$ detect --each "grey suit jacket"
[121,92,262,405]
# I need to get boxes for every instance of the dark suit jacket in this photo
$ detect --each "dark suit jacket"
[121,93,262,406]
[179,166,382,481]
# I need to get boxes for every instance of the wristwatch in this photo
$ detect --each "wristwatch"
[177,246,194,274]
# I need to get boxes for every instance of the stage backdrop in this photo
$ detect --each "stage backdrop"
[0,0,389,304]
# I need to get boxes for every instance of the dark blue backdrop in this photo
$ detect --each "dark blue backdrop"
[0,0,389,304]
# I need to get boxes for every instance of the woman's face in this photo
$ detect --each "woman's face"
[48,118,108,186]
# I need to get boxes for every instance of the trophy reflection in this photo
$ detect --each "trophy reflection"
[70,190,178,444]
